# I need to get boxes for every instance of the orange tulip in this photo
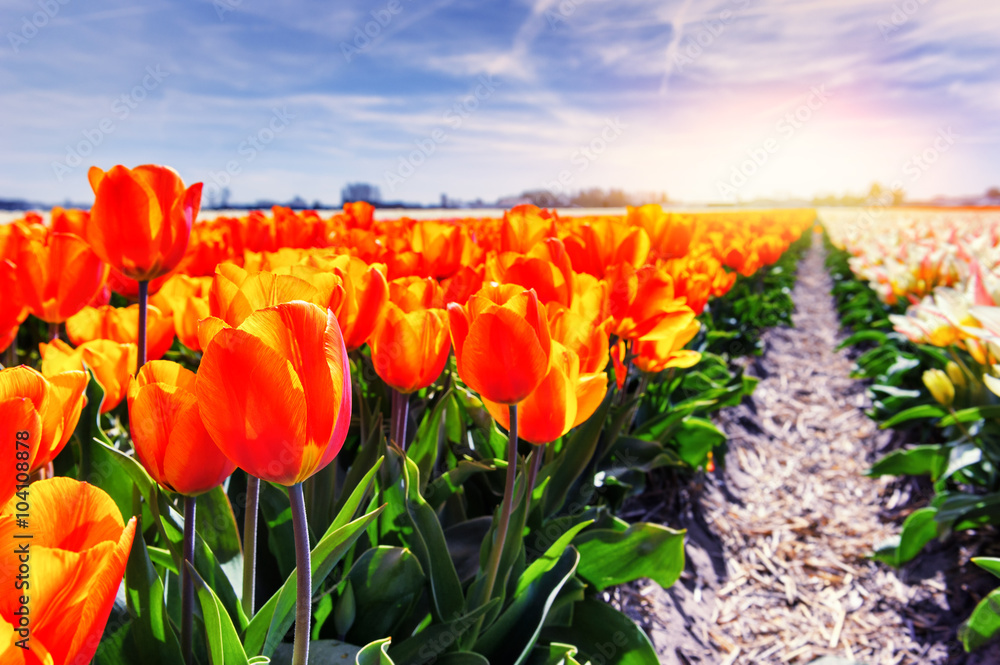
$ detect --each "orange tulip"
[209,263,327,329]
[196,301,352,485]
[40,339,136,413]
[87,164,202,281]
[127,361,236,495]
[484,238,575,307]
[312,255,389,351]
[15,231,108,323]
[632,316,702,374]
[563,219,650,278]
[151,275,213,350]
[606,263,694,342]
[370,303,450,393]
[499,204,556,253]
[0,260,26,353]
[0,365,87,499]
[483,337,607,444]
[448,284,551,405]
[0,478,137,665]
[66,304,175,361]
[389,276,445,311]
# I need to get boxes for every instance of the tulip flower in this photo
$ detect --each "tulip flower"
[0,478,136,665]
[86,164,202,282]
[15,230,108,327]
[128,361,236,495]
[448,284,552,405]
[209,263,328,329]
[40,339,136,413]
[482,338,607,445]
[196,301,352,665]
[196,301,352,485]
[484,238,575,308]
[632,316,702,374]
[563,219,651,278]
[371,304,450,395]
[310,255,389,351]
[87,163,202,369]
[0,259,26,354]
[0,365,87,498]
[606,263,694,342]
[66,304,176,361]
[922,368,955,408]
[499,204,556,253]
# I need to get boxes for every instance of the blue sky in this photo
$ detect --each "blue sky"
[1,0,998,206]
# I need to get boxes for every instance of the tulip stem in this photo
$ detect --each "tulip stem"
[392,389,409,450]
[473,404,519,640]
[182,494,197,665]
[243,476,259,617]
[526,446,542,507]
[137,280,149,372]
[289,483,312,665]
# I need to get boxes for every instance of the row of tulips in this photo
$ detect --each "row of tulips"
[822,208,1000,653]
[1,163,813,665]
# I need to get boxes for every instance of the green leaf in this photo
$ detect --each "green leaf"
[524,643,584,665]
[475,547,580,664]
[939,405,1000,426]
[872,507,938,567]
[409,389,452,489]
[401,454,466,622]
[941,443,983,483]
[357,638,395,665]
[973,557,1000,580]
[387,600,499,665]
[424,459,498,510]
[345,546,426,645]
[838,329,889,349]
[123,517,185,665]
[868,445,949,481]
[542,598,659,665]
[542,391,612,517]
[574,522,685,591]
[879,404,948,429]
[187,562,251,665]
[517,521,593,596]
[959,585,1000,651]
[244,506,385,658]
[671,417,725,468]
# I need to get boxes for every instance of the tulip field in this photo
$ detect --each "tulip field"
[7,163,1000,664]
[824,207,1000,654]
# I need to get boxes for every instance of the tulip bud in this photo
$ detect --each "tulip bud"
[923,368,954,408]
[945,361,966,389]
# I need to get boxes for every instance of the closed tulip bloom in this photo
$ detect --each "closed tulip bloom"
[15,231,109,323]
[371,303,450,394]
[922,368,955,408]
[606,263,693,342]
[448,284,551,405]
[66,304,176,361]
[389,276,445,311]
[128,361,236,495]
[0,365,87,499]
[86,164,202,281]
[196,301,352,485]
[0,478,136,665]
[312,255,389,351]
[483,339,607,444]
[40,339,136,413]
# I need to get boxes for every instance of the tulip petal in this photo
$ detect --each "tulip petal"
[460,307,549,404]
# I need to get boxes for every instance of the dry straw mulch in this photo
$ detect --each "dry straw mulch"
[614,240,1000,665]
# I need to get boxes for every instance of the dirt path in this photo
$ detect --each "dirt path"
[622,239,1000,664]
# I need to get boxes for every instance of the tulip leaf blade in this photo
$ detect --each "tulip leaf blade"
[868,444,949,481]
[573,522,686,591]
[187,561,252,665]
[123,516,186,665]
[409,388,453,490]
[474,546,579,664]
[386,598,500,664]
[542,390,613,518]
[244,505,385,658]
[356,637,395,664]
[878,404,947,429]
[344,546,426,645]
[542,598,660,665]
[959,584,1000,652]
